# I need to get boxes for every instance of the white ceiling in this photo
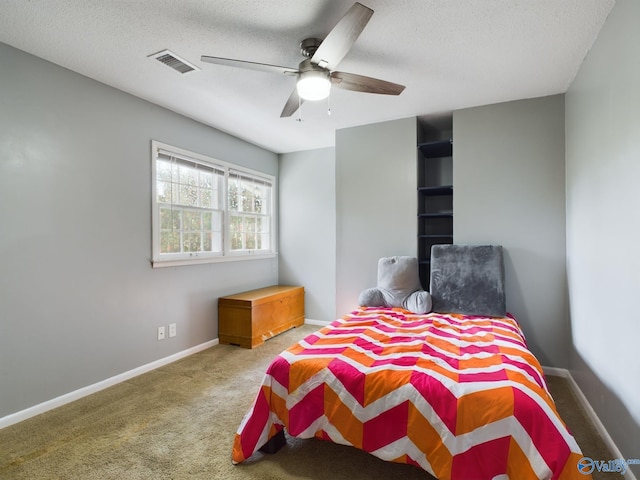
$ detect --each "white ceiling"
[0,0,614,154]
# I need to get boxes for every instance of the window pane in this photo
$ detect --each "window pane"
[228,182,239,211]
[183,233,201,252]
[211,174,221,209]
[157,181,172,203]
[203,211,212,230]
[201,188,212,208]
[254,184,267,213]
[244,217,256,249]
[179,165,196,186]
[160,208,180,230]
[203,233,212,252]
[179,184,198,206]
[242,183,253,213]
[230,177,254,213]
[226,213,272,251]
[244,233,255,250]
[157,160,173,181]
[160,230,181,253]
[184,210,201,231]
[230,214,242,250]
[245,217,256,233]
[199,171,212,189]
[256,216,269,234]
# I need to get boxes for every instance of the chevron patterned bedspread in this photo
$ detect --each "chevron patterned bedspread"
[231,307,589,480]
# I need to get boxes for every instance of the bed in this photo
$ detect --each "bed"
[230,246,589,480]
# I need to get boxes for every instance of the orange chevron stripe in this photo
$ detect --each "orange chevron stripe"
[231,433,244,463]
[506,437,541,480]
[456,386,514,435]
[378,345,421,358]
[560,452,592,479]
[504,368,540,385]
[505,370,556,412]
[461,333,496,344]
[341,348,376,368]
[391,453,407,464]
[428,336,460,355]
[407,401,453,479]
[459,355,503,370]
[264,385,289,426]
[315,334,360,346]
[497,329,522,342]
[324,386,364,448]
[363,369,413,406]
[286,341,308,355]
[288,357,332,393]
[361,330,395,344]
[415,357,459,382]
[498,343,536,356]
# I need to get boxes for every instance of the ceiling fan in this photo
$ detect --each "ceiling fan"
[201,2,405,118]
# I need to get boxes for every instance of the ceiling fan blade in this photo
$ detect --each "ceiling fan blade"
[280,87,304,118]
[310,2,373,70]
[331,71,405,95]
[201,56,298,75]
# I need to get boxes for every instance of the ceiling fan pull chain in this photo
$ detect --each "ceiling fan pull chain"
[296,95,303,122]
[327,93,332,116]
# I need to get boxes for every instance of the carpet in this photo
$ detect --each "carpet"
[0,324,612,479]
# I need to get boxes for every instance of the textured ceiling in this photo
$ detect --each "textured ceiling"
[0,0,614,153]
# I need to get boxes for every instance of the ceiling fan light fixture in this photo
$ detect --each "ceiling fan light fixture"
[296,70,331,101]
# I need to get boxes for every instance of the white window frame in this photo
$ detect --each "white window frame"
[151,141,277,268]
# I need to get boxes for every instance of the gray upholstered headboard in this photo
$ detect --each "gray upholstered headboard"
[429,244,506,317]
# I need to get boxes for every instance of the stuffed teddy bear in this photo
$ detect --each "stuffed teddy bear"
[358,256,432,314]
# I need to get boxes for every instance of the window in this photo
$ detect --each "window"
[228,171,273,252]
[151,141,276,267]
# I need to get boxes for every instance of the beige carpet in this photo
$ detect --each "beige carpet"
[0,324,612,480]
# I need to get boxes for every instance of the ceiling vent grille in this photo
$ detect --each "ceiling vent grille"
[148,50,199,74]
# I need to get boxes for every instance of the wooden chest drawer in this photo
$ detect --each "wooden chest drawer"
[218,285,304,348]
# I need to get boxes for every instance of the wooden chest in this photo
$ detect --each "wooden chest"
[218,285,304,348]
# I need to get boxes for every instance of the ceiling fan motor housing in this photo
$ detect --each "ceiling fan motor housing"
[299,38,323,58]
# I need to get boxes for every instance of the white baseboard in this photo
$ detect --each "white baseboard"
[304,318,331,326]
[543,366,638,480]
[0,338,219,430]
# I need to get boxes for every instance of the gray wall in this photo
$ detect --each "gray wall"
[453,95,568,368]
[335,117,418,317]
[0,43,278,418]
[278,147,336,321]
[565,0,640,462]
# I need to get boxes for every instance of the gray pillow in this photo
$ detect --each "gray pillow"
[358,256,432,314]
[430,245,506,317]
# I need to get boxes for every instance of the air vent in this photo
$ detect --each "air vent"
[148,49,199,74]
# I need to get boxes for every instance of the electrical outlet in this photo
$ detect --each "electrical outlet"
[157,326,166,340]
[169,323,177,338]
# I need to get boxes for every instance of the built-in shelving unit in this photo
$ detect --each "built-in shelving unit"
[417,138,453,289]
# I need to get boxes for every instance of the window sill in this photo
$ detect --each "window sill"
[151,252,277,268]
